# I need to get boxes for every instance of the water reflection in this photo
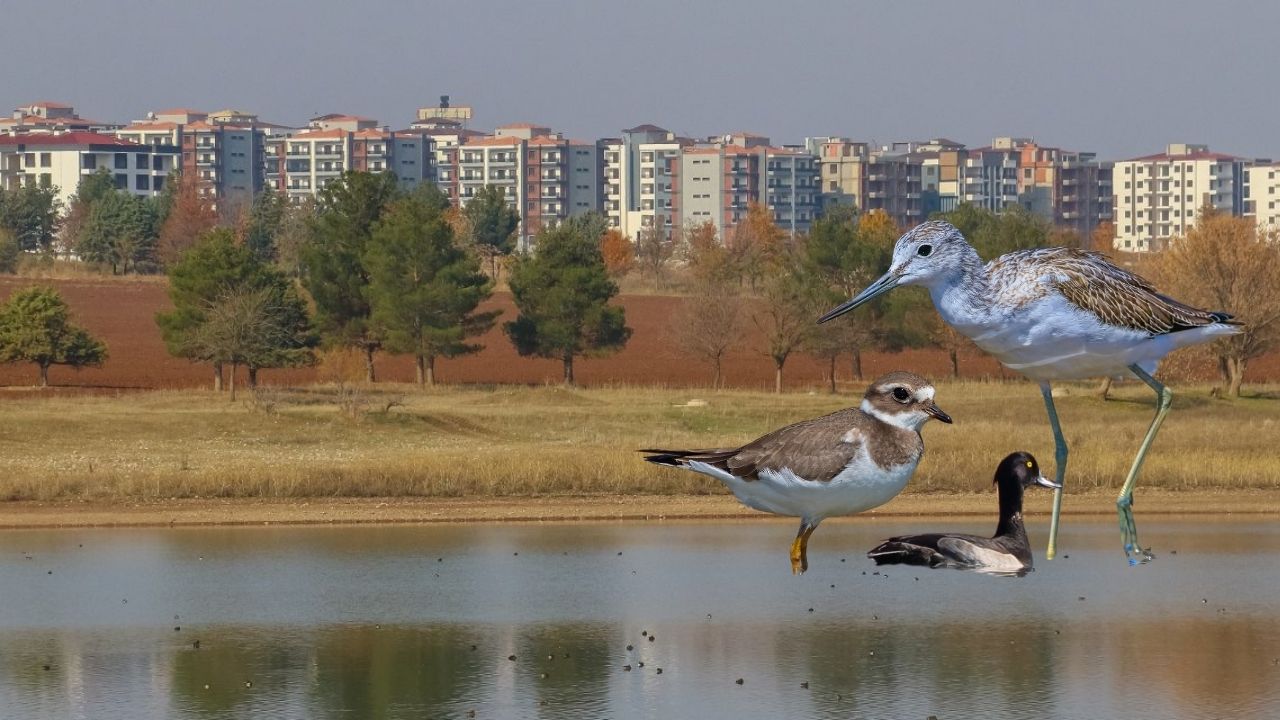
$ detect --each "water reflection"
[0,520,1277,719]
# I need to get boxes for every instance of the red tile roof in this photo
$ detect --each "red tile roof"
[464,135,522,147]
[293,129,348,139]
[0,132,141,147]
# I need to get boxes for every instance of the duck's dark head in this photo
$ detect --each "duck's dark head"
[993,452,1058,536]
[994,452,1059,493]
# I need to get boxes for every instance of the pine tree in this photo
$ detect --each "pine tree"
[365,187,498,386]
[0,286,107,386]
[504,215,630,385]
[301,171,401,382]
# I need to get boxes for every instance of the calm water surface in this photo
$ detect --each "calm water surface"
[1,518,1277,719]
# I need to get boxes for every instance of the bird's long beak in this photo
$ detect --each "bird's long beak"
[818,270,901,323]
[1035,475,1062,489]
[923,402,953,424]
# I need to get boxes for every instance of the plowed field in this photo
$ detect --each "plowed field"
[1,277,1273,391]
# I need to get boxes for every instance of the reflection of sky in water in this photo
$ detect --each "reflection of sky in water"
[0,520,1277,719]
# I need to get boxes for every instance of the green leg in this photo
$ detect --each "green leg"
[1118,365,1170,565]
[1040,383,1068,560]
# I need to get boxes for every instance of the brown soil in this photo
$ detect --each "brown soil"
[1,276,1275,391]
[3,490,1278,529]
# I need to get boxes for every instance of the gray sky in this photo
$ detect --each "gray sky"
[6,0,1277,161]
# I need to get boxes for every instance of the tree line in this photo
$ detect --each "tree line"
[1,170,1275,397]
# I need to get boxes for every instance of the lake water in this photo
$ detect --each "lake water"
[1,518,1277,719]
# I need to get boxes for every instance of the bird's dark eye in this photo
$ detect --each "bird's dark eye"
[917,244,933,257]
[892,387,910,403]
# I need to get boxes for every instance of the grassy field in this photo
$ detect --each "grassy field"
[0,380,1277,501]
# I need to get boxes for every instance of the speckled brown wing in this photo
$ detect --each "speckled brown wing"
[724,409,866,483]
[1016,248,1235,335]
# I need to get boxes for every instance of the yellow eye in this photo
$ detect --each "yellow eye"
[1026,461,1033,468]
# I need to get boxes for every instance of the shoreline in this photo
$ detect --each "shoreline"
[2,489,1278,530]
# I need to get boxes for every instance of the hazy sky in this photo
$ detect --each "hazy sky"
[6,1,1277,161]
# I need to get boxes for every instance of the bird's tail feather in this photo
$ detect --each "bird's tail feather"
[640,448,738,469]
[866,541,937,567]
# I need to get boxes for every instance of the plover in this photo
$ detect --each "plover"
[819,220,1239,563]
[867,451,1060,575]
[642,371,951,574]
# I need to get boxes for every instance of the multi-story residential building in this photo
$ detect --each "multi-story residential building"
[807,137,870,212]
[1112,143,1247,251]
[864,144,925,229]
[1011,140,1113,238]
[413,116,483,202]
[601,124,688,240]
[265,124,435,202]
[1247,163,1280,232]
[117,108,295,209]
[0,102,116,136]
[807,137,965,222]
[681,133,820,241]
[962,139,1023,213]
[444,123,599,246]
[0,132,178,208]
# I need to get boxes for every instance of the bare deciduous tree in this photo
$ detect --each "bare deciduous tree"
[634,224,675,286]
[672,280,746,389]
[756,263,824,393]
[1157,210,1280,397]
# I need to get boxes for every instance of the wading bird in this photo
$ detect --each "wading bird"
[642,372,951,574]
[867,451,1060,575]
[819,220,1239,564]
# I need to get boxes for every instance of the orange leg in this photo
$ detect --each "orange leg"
[790,521,818,575]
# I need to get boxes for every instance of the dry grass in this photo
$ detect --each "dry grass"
[0,380,1276,501]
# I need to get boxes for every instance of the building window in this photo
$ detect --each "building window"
[39,152,51,167]
[135,175,150,191]
[153,176,165,192]
[82,154,97,170]
[114,153,128,169]
[114,174,127,189]
[136,153,149,169]
[39,173,52,188]
[23,153,35,167]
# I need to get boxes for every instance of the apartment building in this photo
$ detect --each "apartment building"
[1009,140,1113,238]
[962,140,1022,213]
[681,133,820,241]
[601,125,687,240]
[265,126,434,202]
[445,123,599,246]
[807,137,964,222]
[117,108,295,208]
[807,137,870,212]
[0,102,116,136]
[1245,163,1280,232]
[0,132,178,208]
[1112,143,1247,251]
